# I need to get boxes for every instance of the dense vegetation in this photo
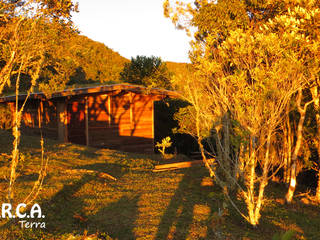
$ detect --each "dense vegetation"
[165,0,320,226]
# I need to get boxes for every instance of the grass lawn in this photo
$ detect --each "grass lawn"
[0,130,319,239]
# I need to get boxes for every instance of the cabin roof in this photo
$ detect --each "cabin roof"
[0,84,179,103]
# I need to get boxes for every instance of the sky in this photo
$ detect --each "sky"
[71,0,192,63]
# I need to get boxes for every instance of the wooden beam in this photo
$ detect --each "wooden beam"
[153,160,204,172]
[130,92,133,131]
[38,100,43,129]
[152,101,155,152]
[57,101,67,142]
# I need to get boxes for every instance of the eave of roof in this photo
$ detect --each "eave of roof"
[0,84,180,103]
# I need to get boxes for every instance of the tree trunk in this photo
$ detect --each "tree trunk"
[8,117,20,202]
[8,64,23,202]
[246,147,257,226]
[283,105,293,184]
[254,131,272,224]
[316,170,320,200]
[286,89,310,203]
[310,86,320,201]
[286,163,297,203]
[195,110,215,178]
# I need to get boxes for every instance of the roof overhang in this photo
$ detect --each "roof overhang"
[0,84,180,103]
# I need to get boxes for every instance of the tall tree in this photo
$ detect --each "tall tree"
[0,0,77,203]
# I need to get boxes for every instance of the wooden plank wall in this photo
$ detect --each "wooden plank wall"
[15,90,160,153]
[67,99,86,145]
[20,100,58,139]
[85,92,155,153]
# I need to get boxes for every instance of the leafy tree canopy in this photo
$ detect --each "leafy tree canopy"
[120,55,172,90]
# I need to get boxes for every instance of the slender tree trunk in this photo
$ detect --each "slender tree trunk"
[8,62,22,202]
[8,114,20,202]
[246,146,257,226]
[316,170,320,200]
[286,89,312,203]
[254,131,272,224]
[195,110,215,178]
[310,86,320,201]
[7,55,42,203]
[283,105,292,183]
[222,113,237,191]
[283,121,288,182]
[315,114,320,200]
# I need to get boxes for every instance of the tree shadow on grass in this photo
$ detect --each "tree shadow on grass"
[261,182,320,239]
[41,174,95,234]
[155,167,218,240]
[0,174,93,236]
[73,148,102,159]
[0,173,43,183]
[87,194,140,240]
[74,162,127,180]
[41,171,139,239]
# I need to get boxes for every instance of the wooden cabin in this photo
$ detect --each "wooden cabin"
[0,84,177,153]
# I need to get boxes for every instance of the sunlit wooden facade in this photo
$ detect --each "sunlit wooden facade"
[0,84,177,153]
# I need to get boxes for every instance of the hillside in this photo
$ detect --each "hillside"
[1,32,130,95]
[64,35,130,85]
[0,130,319,239]
[1,33,192,96]
[166,61,191,78]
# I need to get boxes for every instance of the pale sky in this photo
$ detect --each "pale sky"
[71,0,192,63]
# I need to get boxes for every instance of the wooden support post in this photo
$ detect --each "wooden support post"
[108,94,111,126]
[130,92,133,133]
[85,97,89,146]
[8,102,15,123]
[152,100,155,152]
[57,101,68,142]
[38,100,43,129]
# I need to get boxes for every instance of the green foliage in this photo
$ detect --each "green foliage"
[120,55,171,89]
[37,34,129,94]
[192,0,250,42]
[0,0,78,94]
[0,2,77,96]
[173,105,198,137]
[156,136,172,157]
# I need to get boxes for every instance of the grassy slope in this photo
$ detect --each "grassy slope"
[0,130,319,240]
